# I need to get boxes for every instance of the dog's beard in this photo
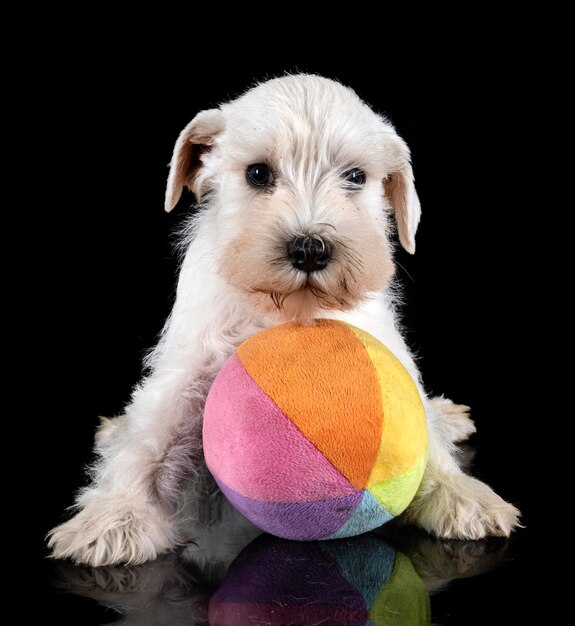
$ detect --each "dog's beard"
[251,268,362,322]
[226,250,394,324]
[219,212,395,324]
[272,288,321,323]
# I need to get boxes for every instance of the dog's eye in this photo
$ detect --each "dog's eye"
[246,163,274,187]
[342,168,366,187]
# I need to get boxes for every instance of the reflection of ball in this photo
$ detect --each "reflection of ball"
[203,319,427,540]
[209,534,430,626]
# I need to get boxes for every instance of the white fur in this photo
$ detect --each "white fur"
[48,75,520,566]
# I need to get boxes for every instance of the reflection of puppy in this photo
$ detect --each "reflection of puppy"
[52,554,210,626]
[379,525,510,594]
[48,74,519,567]
[51,523,510,626]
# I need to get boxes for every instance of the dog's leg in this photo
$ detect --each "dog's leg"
[48,367,210,566]
[332,305,520,540]
[429,396,475,444]
[48,260,262,567]
[405,399,521,539]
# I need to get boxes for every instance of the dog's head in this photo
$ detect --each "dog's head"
[165,75,420,321]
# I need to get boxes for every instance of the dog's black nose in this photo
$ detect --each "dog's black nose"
[287,235,332,272]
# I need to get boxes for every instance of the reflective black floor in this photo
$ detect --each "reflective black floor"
[31,487,532,625]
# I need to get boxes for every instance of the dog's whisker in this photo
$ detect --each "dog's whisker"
[269,256,290,267]
[313,222,337,232]
[395,260,415,283]
[271,292,285,311]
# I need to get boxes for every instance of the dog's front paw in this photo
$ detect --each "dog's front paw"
[406,473,521,540]
[48,497,177,567]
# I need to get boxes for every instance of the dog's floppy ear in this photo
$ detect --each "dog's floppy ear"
[384,137,421,254]
[165,109,225,212]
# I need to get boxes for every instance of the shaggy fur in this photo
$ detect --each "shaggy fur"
[48,75,520,566]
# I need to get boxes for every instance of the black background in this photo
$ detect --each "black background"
[18,38,545,623]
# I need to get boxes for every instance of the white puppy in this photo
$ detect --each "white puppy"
[49,74,520,566]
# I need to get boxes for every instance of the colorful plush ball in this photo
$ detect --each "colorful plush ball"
[203,319,427,541]
[209,534,430,626]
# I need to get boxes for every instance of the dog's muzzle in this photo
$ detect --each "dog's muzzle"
[287,235,332,272]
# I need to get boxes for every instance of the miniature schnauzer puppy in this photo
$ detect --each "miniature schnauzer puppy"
[49,74,520,566]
